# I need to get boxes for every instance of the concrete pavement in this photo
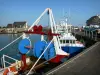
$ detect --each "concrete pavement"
[46,42,100,75]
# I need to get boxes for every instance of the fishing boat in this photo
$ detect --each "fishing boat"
[0,8,84,75]
[56,18,84,56]
[0,8,69,75]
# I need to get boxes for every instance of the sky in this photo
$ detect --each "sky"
[0,0,100,26]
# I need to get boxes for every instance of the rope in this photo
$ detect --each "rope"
[26,38,53,75]
[0,35,23,52]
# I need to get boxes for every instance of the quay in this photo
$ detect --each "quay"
[0,28,28,34]
[0,27,48,34]
[45,41,100,75]
[72,30,100,41]
[45,30,100,75]
[0,21,28,34]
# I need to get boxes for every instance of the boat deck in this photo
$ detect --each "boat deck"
[45,42,100,75]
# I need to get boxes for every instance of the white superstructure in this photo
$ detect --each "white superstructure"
[56,18,84,48]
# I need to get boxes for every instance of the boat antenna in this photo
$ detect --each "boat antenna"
[68,8,71,24]
[63,8,65,18]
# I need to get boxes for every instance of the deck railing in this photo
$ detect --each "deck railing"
[1,54,18,69]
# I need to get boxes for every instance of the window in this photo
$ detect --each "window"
[63,40,65,43]
[70,40,72,43]
[60,40,62,43]
[66,40,69,43]
[73,40,75,43]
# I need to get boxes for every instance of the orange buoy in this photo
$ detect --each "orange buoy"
[3,66,18,75]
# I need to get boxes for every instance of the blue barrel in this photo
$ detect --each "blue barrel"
[33,41,46,58]
[18,38,31,54]
[44,43,55,60]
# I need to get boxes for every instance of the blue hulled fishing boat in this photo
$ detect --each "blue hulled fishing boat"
[56,19,84,55]
[0,8,84,75]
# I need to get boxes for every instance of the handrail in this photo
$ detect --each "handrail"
[3,55,5,68]
[1,57,3,68]
[3,54,18,61]
[4,60,12,65]
[1,54,18,69]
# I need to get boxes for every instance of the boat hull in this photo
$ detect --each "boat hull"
[50,55,67,63]
[61,46,84,55]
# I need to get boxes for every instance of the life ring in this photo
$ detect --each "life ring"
[3,58,31,75]
[3,66,18,75]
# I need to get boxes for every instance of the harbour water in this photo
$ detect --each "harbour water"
[0,34,42,66]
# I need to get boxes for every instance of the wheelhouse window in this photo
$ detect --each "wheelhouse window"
[60,40,63,43]
[73,40,75,43]
[66,40,69,43]
[63,40,65,43]
[60,40,72,44]
[70,40,72,43]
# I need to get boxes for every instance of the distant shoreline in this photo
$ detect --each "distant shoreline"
[0,32,23,34]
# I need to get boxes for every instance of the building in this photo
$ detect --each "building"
[13,21,28,28]
[7,24,13,28]
[6,21,28,33]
